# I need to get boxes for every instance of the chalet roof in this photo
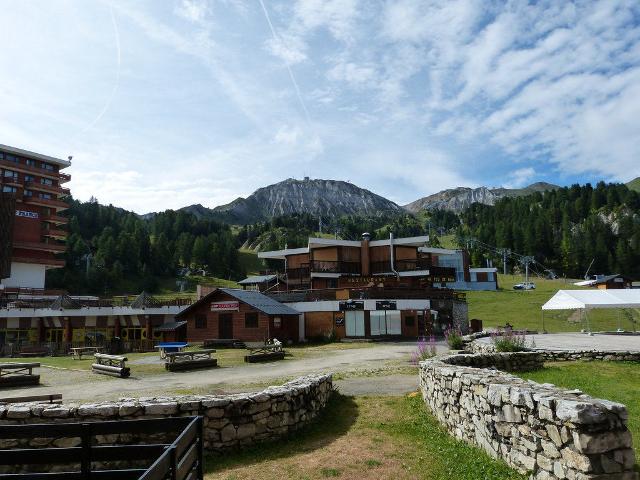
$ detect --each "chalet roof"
[130,291,161,309]
[49,294,81,310]
[177,288,298,318]
[155,320,187,332]
[238,274,278,285]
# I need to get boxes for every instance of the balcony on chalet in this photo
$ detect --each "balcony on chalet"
[42,227,67,240]
[22,195,68,210]
[309,260,361,275]
[267,286,465,303]
[42,213,68,224]
[370,258,431,275]
[286,265,310,280]
[59,172,71,183]
[0,157,61,180]
[24,179,63,195]
[13,240,66,253]
[0,175,21,187]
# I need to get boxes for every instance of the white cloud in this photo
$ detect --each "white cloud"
[174,0,211,24]
[505,167,536,189]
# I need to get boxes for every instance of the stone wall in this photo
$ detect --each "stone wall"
[0,374,332,455]
[419,353,637,479]
[470,339,640,363]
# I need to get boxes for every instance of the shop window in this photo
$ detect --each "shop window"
[245,312,258,328]
[47,329,64,343]
[195,314,207,329]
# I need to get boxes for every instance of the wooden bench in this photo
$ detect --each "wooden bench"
[70,346,103,360]
[0,393,62,404]
[165,349,217,372]
[92,353,130,378]
[0,363,40,387]
[18,346,49,358]
[203,338,247,349]
[244,341,285,363]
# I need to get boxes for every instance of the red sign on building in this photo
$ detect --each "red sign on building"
[210,301,239,311]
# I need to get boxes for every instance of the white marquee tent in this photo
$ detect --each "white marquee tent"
[542,290,640,310]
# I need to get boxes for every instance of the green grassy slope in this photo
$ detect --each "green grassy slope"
[467,274,639,333]
[627,177,640,192]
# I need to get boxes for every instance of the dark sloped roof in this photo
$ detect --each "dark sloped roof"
[219,288,299,315]
[155,320,187,332]
[50,294,81,310]
[238,274,277,285]
[130,291,161,309]
[177,288,298,318]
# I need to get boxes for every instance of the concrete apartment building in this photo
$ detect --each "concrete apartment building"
[0,144,71,290]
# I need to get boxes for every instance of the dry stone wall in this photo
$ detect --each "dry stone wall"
[0,374,332,455]
[419,353,637,479]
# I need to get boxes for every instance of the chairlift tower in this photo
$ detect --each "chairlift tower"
[520,256,535,285]
[498,248,511,275]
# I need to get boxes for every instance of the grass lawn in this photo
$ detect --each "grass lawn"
[520,361,640,461]
[467,274,639,333]
[205,393,524,480]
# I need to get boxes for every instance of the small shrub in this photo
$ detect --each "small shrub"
[492,329,528,352]
[445,327,464,350]
[411,336,437,364]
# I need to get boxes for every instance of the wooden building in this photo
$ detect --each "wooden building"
[175,288,299,343]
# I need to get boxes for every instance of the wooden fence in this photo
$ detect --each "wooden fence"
[0,416,204,480]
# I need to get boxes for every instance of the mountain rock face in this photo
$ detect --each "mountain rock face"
[404,182,559,213]
[181,178,403,224]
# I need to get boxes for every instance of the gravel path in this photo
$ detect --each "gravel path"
[1,342,440,401]
[476,332,640,352]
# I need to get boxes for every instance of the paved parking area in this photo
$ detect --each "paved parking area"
[477,333,640,352]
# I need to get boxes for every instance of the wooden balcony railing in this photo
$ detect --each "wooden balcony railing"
[13,240,66,253]
[370,258,431,274]
[0,158,61,180]
[310,260,361,275]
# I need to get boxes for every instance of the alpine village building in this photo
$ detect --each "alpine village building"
[0,145,468,353]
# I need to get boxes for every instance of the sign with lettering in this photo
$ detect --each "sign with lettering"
[210,301,239,311]
[15,210,38,219]
[335,312,345,326]
[339,300,364,311]
[375,300,397,310]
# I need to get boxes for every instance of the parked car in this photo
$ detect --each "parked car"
[513,282,536,290]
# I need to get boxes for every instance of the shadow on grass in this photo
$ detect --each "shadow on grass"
[204,392,358,474]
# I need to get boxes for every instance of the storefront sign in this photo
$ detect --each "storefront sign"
[375,300,397,310]
[15,210,38,219]
[335,312,345,326]
[339,300,364,311]
[210,301,239,311]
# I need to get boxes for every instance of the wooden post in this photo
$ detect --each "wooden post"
[114,317,121,338]
[64,318,72,343]
[197,416,204,479]
[80,423,92,479]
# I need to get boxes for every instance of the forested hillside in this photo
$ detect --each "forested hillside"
[46,198,241,294]
[460,183,640,278]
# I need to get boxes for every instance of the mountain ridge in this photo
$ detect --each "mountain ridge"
[403,182,561,213]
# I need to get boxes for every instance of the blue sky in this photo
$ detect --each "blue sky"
[1,0,639,213]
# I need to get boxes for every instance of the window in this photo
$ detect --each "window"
[245,312,258,328]
[195,314,207,329]
[2,186,16,193]
[41,178,53,186]
[41,162,54,171]
[405,316,415,327]
[273,316,282,329]
[5,154,18,163]
[3,170,17,178]
[25,159,36,167]
[24,190,33,197]
[24,175,34,183]
[39,192,51,199]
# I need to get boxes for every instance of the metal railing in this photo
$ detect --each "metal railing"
[267,286,464,302]
[0,416,204,480]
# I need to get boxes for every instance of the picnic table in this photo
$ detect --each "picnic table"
[155,342,189,359]
[245,340,285,363]
[70,346,103,360]
[0,363,40,387]
[165,349,217,371]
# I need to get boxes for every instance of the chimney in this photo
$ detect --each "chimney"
[360,233,371,276]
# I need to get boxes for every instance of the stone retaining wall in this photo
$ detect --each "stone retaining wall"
[470,339,640,363]
[419,353,637,479]
[0,374,332,455]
